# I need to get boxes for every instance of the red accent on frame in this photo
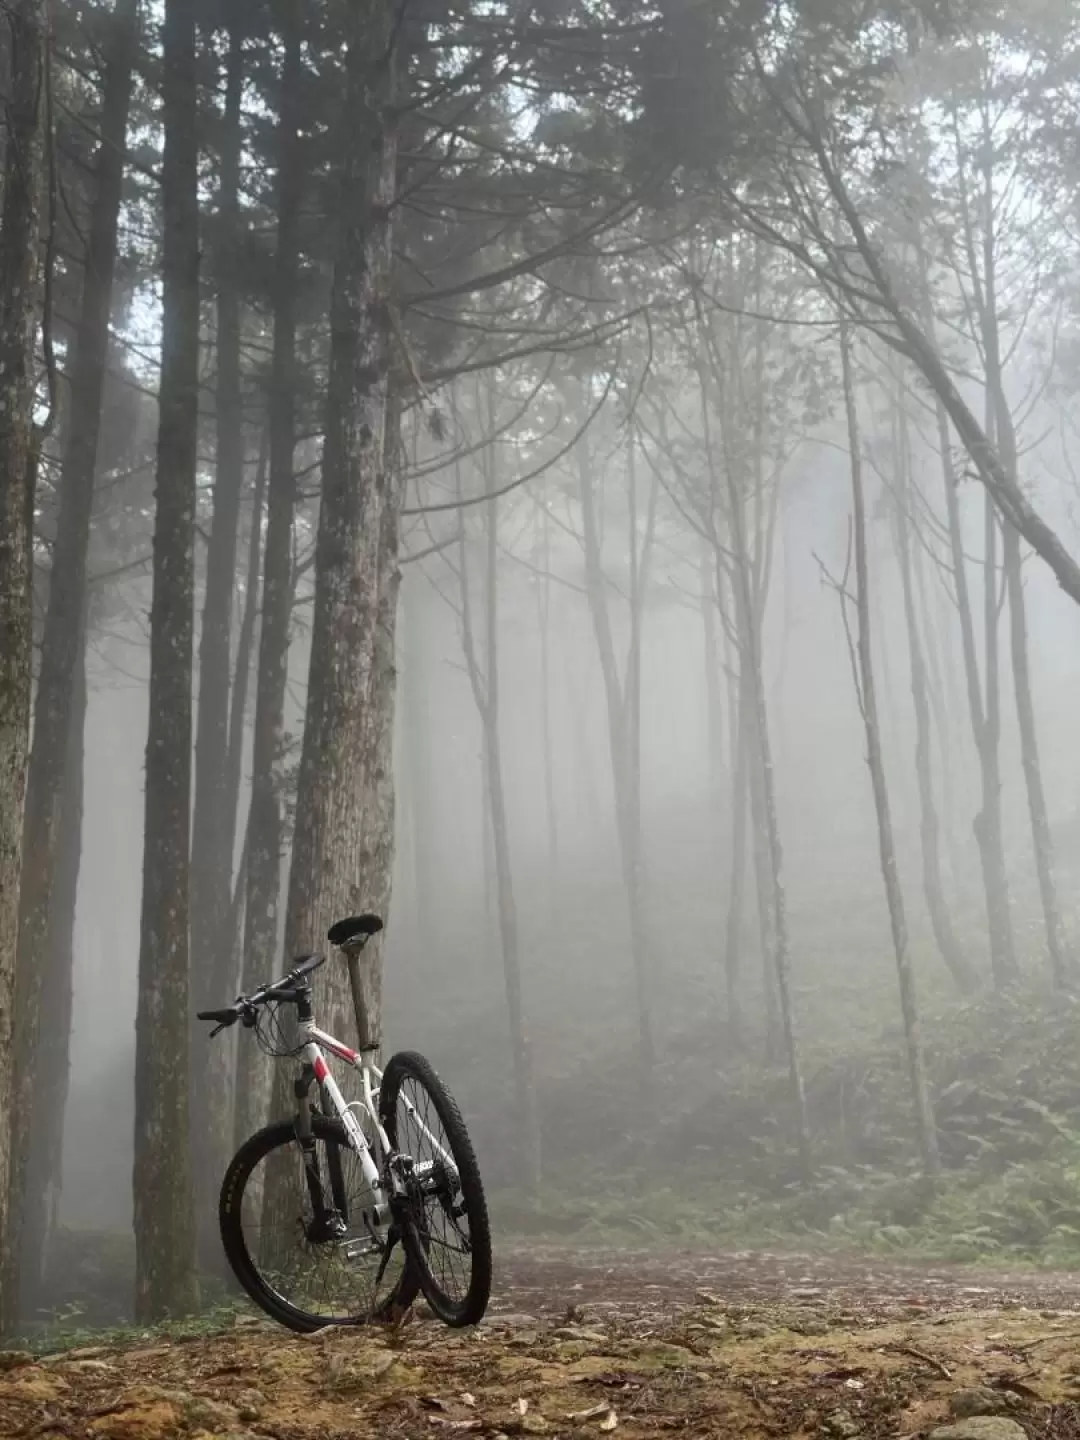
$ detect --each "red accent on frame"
[313,1056,329,1082]
[323,1039,360,1064]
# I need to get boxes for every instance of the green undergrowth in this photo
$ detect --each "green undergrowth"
[493,1141,1080,1268]
[12,1298,251,1356]
[496,983,1080,1268]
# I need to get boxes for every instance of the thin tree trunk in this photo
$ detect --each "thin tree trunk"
[724,693,748,1040]
[224,431,268,850]
[132,0,200,1324]
[7,0,137,1322]
[18,638,84,1317]
[482,486,540,1189]
[576,432,655,1067]
[840,326,939,1175]
[891,385,973,993]
[915,238,1015,985]
[235,1,303,1150]
[991,408,1073,987]
[969,134,1072,988]
[190,11,246,1254]
[0,0,47,1338]
[401,575,438,965]
[698,344,808,1173]
[539,503,558,913]
[700,537,725,821]
[456,440,540,1189]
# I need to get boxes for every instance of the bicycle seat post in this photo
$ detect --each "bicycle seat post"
[334,935,379,1060]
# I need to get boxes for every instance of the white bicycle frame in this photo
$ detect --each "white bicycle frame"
[296,1016,455,1216]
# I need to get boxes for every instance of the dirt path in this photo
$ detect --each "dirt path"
[492,1244,1080,1321]
[5,1246,1080,1439]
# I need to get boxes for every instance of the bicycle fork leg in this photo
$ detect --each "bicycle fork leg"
[294,1065,335,1226]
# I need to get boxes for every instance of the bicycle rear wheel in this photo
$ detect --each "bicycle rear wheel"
[220,1114,418,1332]
[380,1050,492,1327]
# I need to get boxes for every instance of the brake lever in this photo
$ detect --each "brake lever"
[210,1022,227,1038]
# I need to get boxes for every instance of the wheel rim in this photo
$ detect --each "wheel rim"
[239,1131,409,1322]
[387,1076,476,1312]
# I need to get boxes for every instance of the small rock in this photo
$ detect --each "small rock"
[184,1395,241,1432]
[553,1327,607,1344]
[930,1420,1028,1440]
[950,1390,1016,1419]
[823,1409,862,1439]
[486,1313,541,1329]
[235,1387,267,1421]
[64,1359,117,1375]
[737,1323,769,1339]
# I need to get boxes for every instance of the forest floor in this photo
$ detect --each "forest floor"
[7,1246,1080,1440]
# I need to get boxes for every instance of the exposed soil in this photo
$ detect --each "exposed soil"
[6,1247,1080,1440]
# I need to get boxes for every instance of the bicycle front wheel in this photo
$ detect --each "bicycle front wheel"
[380,1050,492,1327]
[220,1114,418,1332]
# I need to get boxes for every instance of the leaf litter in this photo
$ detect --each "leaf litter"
[8,1248,1080,1439]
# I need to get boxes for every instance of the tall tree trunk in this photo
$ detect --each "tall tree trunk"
[724,688,748,1040]
[454,430,540,1187]
[401,575,438,966]
[1001,521,1070,985]
[274,0,398,1091]
[235,0,303,1150]
[132,0,200,1323]
[345,470,403,1064]
[538,503,558,913]
[8,0,137,1321]
[224,431,268,846]
[891,385,973,993]
[190,11,246,1256]
[576,432,655,1067]
[697,347,808,1173]
[0,0,47,1337]
[914,237,1015,983]
[18,639,84,1317]
[841,327,939,1175]
[988,392,1073,987]
[482,483,540,1187]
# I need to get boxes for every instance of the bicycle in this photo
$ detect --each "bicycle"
[198,913,492,1332]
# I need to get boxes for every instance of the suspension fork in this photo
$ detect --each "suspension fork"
[294,1064,345,1224]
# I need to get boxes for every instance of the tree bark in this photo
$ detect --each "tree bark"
[234,0,303,1151]
[0,0,47,1338]
[190,9,247,1255]
[274,0,398,1082]
[16,637,85,1318]
[345,450,403,1064]
[890,382,973,993]
[132,0,200,1324]
[224,430,268,846]
[840,326,939,1175]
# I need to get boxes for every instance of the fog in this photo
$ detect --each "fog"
[61,387,1080,1233]
[10,0,1080,1339]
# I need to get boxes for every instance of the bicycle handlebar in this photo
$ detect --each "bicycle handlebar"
[197,952,328,1036]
